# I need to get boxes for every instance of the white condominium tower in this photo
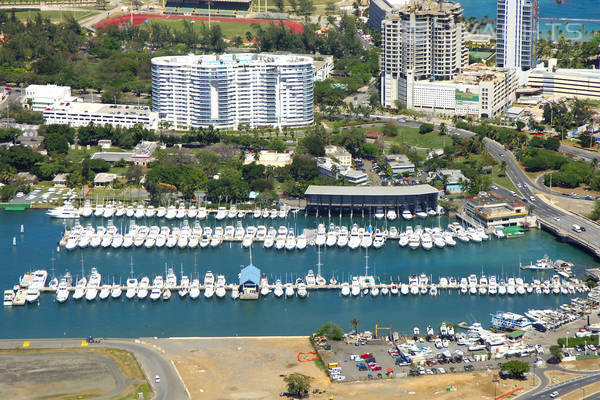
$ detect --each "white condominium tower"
[151,53,314,130]
[380,0,468,108]
[496,0,538,70]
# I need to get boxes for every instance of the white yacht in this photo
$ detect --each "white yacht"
[176,204,187,219]
[350,276,360,296]
[145,205,156,218]
[73,276,87,300]
[189,279,200,299]
[253,208,262,218]
[386,209,397,221]
[137,277,150,299]
[263,232,275,249]
[126,205,135,218]
[215,275,227,298]
[103,203,116,218]
[94,204,105,217]
[162,288,172,301]
[284,283,295,297]
[47,201,80,219]
[134,204,145,219]
[81,201,93,217]
[408,234,420,250]
[398,232,409,247]
[156,206,167,218]
[285,232,296,251]
[372,229,385,249]
[360,230,373,248]
[348,226,361,250]
[149,276,164,301]
[420,233,433,251]
[296,234,307,250]
[110,282,122,299]
[204,272,215,298]
[197,207,207,220]
[227,205,237,219]
[402,210,413,220]
[55,279,70,303]
[215,207,227,220]
[165,205,177,220]
[297,282,308,298]
[315,224,326,247]
[273,280,284,298]
[99,284,111,300]
[85,268,101,301]
[115,204,126,217]
[187,205,198,219]
[337,226,349,248]
[374,207,385,220]
[326,228,337,247]
[165,268,177,289]
[340,282,350,296]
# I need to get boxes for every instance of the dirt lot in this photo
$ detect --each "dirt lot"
[154,337,537,400]
[561,358,600,371]
[0,352,117,400]
[543,369,582,385]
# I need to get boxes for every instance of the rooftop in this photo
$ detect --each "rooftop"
[152,53,313,67]
[46,102,154,117]
[466,193,525,208]
[305,184,438,196]
[93,173,118,184]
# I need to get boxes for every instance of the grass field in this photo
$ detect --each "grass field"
[362,124,448,149]
[140,18,260,38]
[469,50,494,61]
[6,9,100,22]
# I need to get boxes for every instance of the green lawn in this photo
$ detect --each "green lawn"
[371,124,448,149]
[108,167,128,174]
[6,9,100,22]
[142,19,259,39]
[469,50,494,61]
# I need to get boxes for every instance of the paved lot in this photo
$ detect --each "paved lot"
[0,352,120,400]
[320,337,536,383]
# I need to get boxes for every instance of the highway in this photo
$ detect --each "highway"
[0,338,189,400]
[520,370,600,400]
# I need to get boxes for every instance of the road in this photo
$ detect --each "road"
[520,369,600,400]
[0,338,189,400]
[560,144,600,163]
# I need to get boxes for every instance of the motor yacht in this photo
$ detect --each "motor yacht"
[137,277,150,299]
[176,203,187,219]
[273,280,284,297]
[215,207,227,220]
[402,210,413,220]
[85,268,101,301]
[99,284,111,300]
[126,277,138,299]
[134,204,145,219]
[73,276,87,300]
[189,279,200,299]
[165,205,177,220]
[374,207,385,220]
[296,234,307,250]
[156,206,167,218]
[386,209,397,221]
[149,276,164,301]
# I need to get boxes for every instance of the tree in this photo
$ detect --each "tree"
[283,374,310,397]
[516,120,525,131]
[439,122,447,135]
[315,322,345,340]
[578,132,594,148]
[549,345,563,362]
[350,318,359,334]
[382,124,399,137]
[126,165,144,185]
[500,360,530,379]
[274,0,285,11]
[544,137,560,151]
[288,0,298,13]
[498,160,507,177]
[591,200,600,220]
[419,123,434,134]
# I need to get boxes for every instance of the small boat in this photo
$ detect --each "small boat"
[137,277,150,299]
[284,283,295,297]
[110,283,122,299]
[273,280,284,297]
[55,280,69,303]
[4,289,15,306]
[162,288,171,300]
[189,279,200,299]
[73,277,87,300]
[99,284,111,300]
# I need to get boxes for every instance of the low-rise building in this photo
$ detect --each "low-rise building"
[243,150,292,167]
[317,157,368,185]
[52,173,70,187]
[43,102,159,130]
[91,141,157,166]
[405,65,518,118]
[98,140,112,149]
[312,55,334,81]
[24,84,73,111]
[528,59,600,100]
[324,145,352,169]
[463,193,528,228]
[385,154,415,175]
[93,173,118,187]
[439,169,468,194]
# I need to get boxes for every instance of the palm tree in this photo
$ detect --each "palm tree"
[499,161,507,177]
[351,318,360,334]
[527,204,535,215]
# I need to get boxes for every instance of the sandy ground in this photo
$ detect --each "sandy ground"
[561,358,600,371]
[0,353,117,400]
[560,380,600,400]
[157,337,537,400]
[543,369,582,386]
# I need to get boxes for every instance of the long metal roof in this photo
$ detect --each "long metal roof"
[305,185,439,196]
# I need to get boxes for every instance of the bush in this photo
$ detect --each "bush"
[283,374,310,397]
[500,360,529,379]
[315,322,345,340]
[419,123,434,134]
[557,335,599,347]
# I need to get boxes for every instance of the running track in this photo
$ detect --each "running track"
[95,14,304,34]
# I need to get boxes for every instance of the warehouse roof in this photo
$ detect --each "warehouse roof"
[305,185,439,196]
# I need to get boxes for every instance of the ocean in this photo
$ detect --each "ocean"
[0,209,595,338]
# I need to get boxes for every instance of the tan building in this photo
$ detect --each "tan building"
[528,59,600,100]
[243,150,292,168]
[464,193,528,229]
[406,65,518,118]
[380,0,469,108]
[324,145,352,169]
[93,173,118,187]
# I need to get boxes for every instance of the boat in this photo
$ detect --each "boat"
[145,205,156,218]
[47,202,80,219]
[253,208,262,218]
[315,224,326,247]
[348,226,361,250]
[491,311,532,331]
[337,227,349,248]
[99,284,111,300]
[215,207,227,220]
[284,283,295,297]
[149,275,164,301]
[176,203,187,219]
[215,275,227,298]
[390,283,399,295]
[4,289,15,306]
[165,267,177,289]
[55,280,69,303]
[103,203,116,218]
[305,270,316,286]
[162,288,172,300]
[134,204,145,219]
[165,205,177,220]
[73,276,87,300]
[420,233,433,250]
[402,210,413,220]
[81,201,93,217]
[126,205,135,218]
[326,227,337,247]
[111,282,122,299]
[227,205,237,219]
[297,282,308,298]
[386,209,397,221]
[197,207,207,220]
[340,282,350,296]
[187,205,198,219]
[85,267,101,301]
[374,207,385,220]
[231,285,240,300]
[296,233,307,250]
[137,277,150,299]
[204,271,215,298]
[94,204,105,217]
[273,280,284,297]
[350,276,360,296]
[361,229,373,248]
[260,275,270,296]
[156,206,167,218]
[285,232,296,251]
[189,279,200,299]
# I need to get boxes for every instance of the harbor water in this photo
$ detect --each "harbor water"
[0,209,597,339]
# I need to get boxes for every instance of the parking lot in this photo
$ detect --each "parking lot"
[317,336,537,383]
[9,184,79,205]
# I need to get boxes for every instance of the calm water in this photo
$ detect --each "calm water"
[461,0,600,36]
[0,210,596,339]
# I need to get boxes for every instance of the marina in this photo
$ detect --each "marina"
[1,209,598,338]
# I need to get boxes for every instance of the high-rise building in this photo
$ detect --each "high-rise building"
[151,53,314,130]
[380,0,468,108]
[496,0,538,70]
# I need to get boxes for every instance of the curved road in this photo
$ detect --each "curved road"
[520,368,600,399]
[0,339,189,400]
